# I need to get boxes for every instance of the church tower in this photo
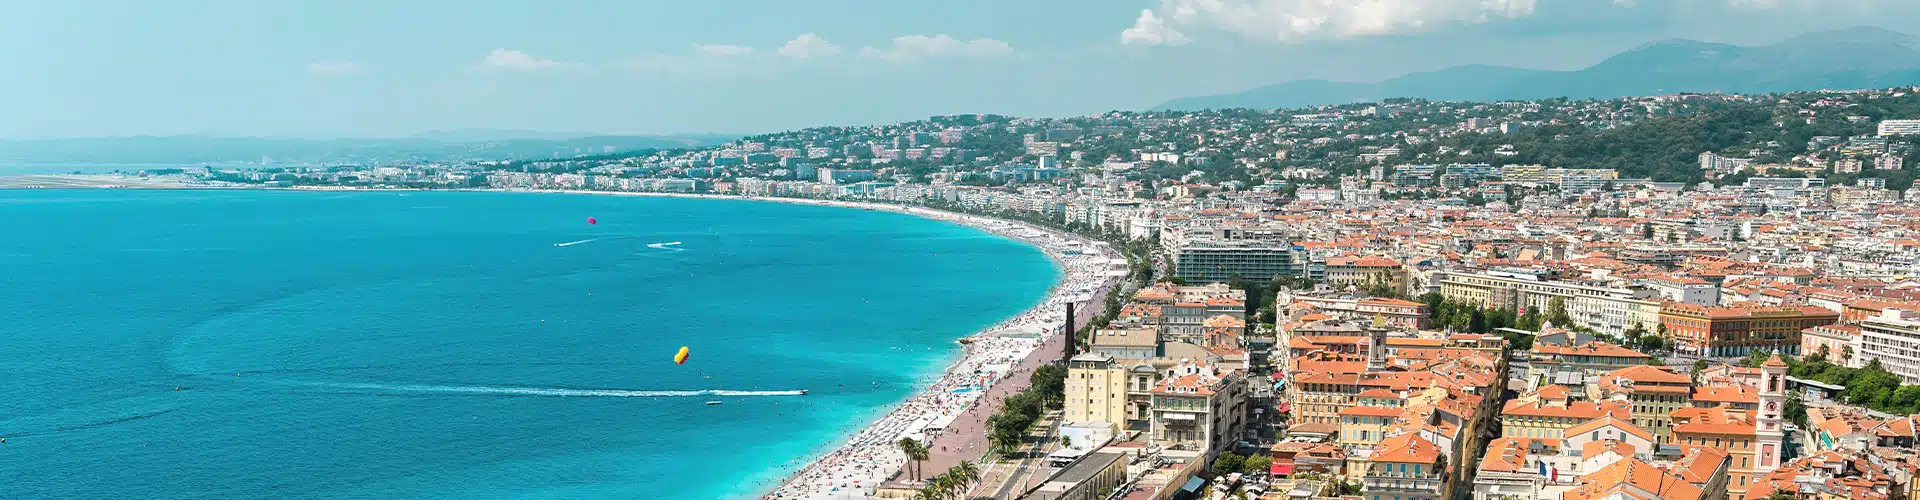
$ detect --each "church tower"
[1755,354,1788,474]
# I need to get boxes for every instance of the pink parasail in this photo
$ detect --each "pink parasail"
[587,217,597,225]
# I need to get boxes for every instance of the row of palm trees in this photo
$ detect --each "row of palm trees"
[897,437,982,500]
[909,460,981,500]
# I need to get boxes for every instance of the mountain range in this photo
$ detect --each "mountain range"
[1156,27,1920,111]
[0,132,736,166]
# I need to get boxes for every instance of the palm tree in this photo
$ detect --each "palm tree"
[898,437,932,481]
[952,461,981,486]
[934,473,962,500]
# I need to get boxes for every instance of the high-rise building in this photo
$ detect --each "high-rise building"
[1173,242,1301,283]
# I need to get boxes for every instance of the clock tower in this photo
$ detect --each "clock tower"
[1755,354,1788,474]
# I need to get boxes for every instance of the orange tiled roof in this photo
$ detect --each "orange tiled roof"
[1669,407,1758,436]
[1369,432,1441,464]
[1563,458,1704,500]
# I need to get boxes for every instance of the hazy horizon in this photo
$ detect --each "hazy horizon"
[4,0,1917,139]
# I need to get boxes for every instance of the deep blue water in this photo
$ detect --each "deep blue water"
[0,189,1056,499]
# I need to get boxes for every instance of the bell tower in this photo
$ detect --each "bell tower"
[1755,354,1788,474]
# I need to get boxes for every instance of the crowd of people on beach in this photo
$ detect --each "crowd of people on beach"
[764,209,1121,500]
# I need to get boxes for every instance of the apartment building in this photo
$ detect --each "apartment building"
[1857,308,1920,384]
[1147,361,1247,454]
[1065,353,1131,432]
[1526,341,1651,388]
[1436,270,1660,337]
[1592,365,1693,442]
[1325,255,1406,290]
[1659,303,1839,357]
[1362,433,1447,500]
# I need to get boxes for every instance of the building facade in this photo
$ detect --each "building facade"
[1857,308,1920,384]
[1659,304,1839,357]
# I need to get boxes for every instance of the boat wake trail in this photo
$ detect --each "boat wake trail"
[0,409,178,439]
[645,241,683,251]
[306,382,803,398]
[554,235,639,247]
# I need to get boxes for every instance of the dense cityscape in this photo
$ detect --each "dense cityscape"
[25,86,1920,500]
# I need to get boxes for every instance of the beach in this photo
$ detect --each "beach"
[522,190,1121,499]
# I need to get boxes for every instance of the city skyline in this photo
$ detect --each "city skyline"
[3,0,1917,139]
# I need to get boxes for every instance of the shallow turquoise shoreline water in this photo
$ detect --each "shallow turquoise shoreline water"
[0,189,1058,499]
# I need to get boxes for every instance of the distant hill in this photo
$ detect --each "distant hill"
[1155,27,1920,111]
[0,133,736,165]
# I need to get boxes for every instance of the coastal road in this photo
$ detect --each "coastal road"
[912,325,1069,480]
[991,415,1063,498]
[906,244,1116,492]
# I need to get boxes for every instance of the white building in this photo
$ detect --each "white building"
[1878,119,1920,137]
[1859,308,1920,384]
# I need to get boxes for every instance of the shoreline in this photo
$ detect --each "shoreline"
[5,183,1123,499]
[516,189,1121,499]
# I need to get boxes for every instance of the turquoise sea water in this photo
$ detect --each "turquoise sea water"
[0,189,1057,499]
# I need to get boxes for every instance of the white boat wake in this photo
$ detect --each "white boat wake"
[554,237,609,247]
[646,241,682,249]
[310,382,803,398]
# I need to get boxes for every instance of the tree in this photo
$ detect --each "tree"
[1546,297,1571,327]
[1365,270,1401,299]
[1635,334,1665,354]
[1212,452,1245,476]
[1518,307,1543,332]
[1785,391,1809,428]
[1031,364,1068,407]
[951,461,981,487]
[1060,435,1073,449]
[1242,455,1273,476]
[898,437,930,481]
[1692,359,1710,381]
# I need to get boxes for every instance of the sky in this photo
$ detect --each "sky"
[0,0,1914,139]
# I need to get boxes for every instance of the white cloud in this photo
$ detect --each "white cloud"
[859,34,1017,62]
[695,44,755,57]
[478,48,585,72]
[1121,9,1191,46]
[305,60,366,76]
[1126,0,1543,43]
[777,34,843,59]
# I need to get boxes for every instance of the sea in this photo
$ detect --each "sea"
[0,189,1059,499]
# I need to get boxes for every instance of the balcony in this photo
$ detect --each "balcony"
[1364,472,1444,493]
